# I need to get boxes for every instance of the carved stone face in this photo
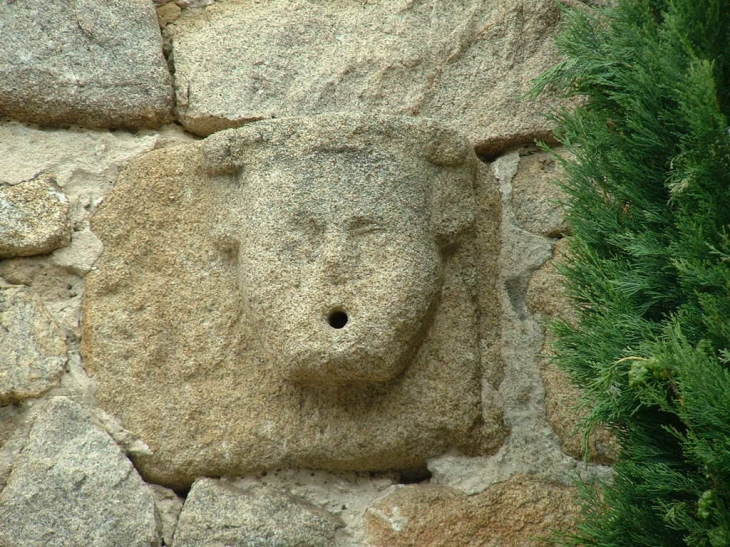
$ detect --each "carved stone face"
[235,152,442,385]
[83,115,501,489]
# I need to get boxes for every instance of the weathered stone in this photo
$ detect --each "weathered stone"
[157,2,182,26]
[171,0,565,153]
[0,284,67,406]
[0,121,191,338]
[527,239,618,463]
[150,484,184,547]
[0,397,161,547]
[511,150,571,237]
[0,0,173,129]
[539,342,618,464]
[474,162,505,391]
[364,474,580,547]
[0,175,71,258]
[0,121,194,244]
[0,259,84,343]
[232,469,399,547]
[423,152,601,497]
[173,478,343,547]
[83,114,504,488]
[0,122,186,186]
[51,226,105,275]
[0,404,24,451]
[526,237,575,323]
[0,403,30,492]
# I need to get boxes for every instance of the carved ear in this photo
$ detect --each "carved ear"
[426,126,471,167]
[426,128,477,250]
[201,126,266,175]
[431,166,477,251]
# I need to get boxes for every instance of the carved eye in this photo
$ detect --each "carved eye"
[348,217,385,237]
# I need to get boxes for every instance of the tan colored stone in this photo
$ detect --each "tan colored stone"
[83,114,504,488]
[150,484,184,547]
[0,284,67,406]
[51,227,104,275]
[511,150,571,237]
[0,259,84,343]
[170,0,566,153]
[0,0,173,129]
[526,239,618,463]
[364,474,580,547]
[157,2,182,26]
[0,404,24,452]
[172,478,343,547]
[0,397,161,547]
[0,403,32,493]
[231,469,399,545]
[0,175,71,258]
[526,237,575,323]
[539,345,618,464]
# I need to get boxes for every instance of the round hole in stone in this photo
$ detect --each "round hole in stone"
[327,310,349,329]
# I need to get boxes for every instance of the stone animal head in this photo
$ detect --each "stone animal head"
[202,114,477,386]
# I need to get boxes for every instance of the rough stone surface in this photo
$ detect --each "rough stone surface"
[0,122,193,339]
[0,397,161,547]
[526,239,618,463]
[0,404,24,451]
[0,122,193,222]
[0,259,85,344]
[474,162,505,392]
[232,469,399,547]
[425,153,614,497]
[51,226,105,275]
[150,484,184,547]
[0,403,30,492]
[0,3,609,542]
[364,474,580,546]
[538,338,618,464]
[0,0,173,129]
[84,114,505,488]
[511,150,571,238]
[0,284,67,406]
[526,237,575,323]
[172,478,343,547]
[157,2,182,26]
[0,175,71,258]
[171,0,566,153]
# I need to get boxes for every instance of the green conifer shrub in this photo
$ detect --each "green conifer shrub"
[533,0,730,544]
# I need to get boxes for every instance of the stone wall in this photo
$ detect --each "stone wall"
[0,1,613,545]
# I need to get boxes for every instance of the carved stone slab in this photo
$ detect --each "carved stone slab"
[83,114,502,488]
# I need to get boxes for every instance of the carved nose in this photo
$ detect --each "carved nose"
[319,231,349,285]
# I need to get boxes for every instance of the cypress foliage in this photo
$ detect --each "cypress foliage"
[533,0,730,544]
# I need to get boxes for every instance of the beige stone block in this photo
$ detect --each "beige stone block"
[0,175,71,258]
[83,114,505,488]
[527,239,618,463]
[0,284,67,406]
[172,478,343,547]
[511,150,571,238]
[364,474,580,547]
[170,0,567,153]
[0,0,173,129]
[0,397,160,547]
[526,237,575,322]
[539,347,618,464]
[157,1,182,26]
